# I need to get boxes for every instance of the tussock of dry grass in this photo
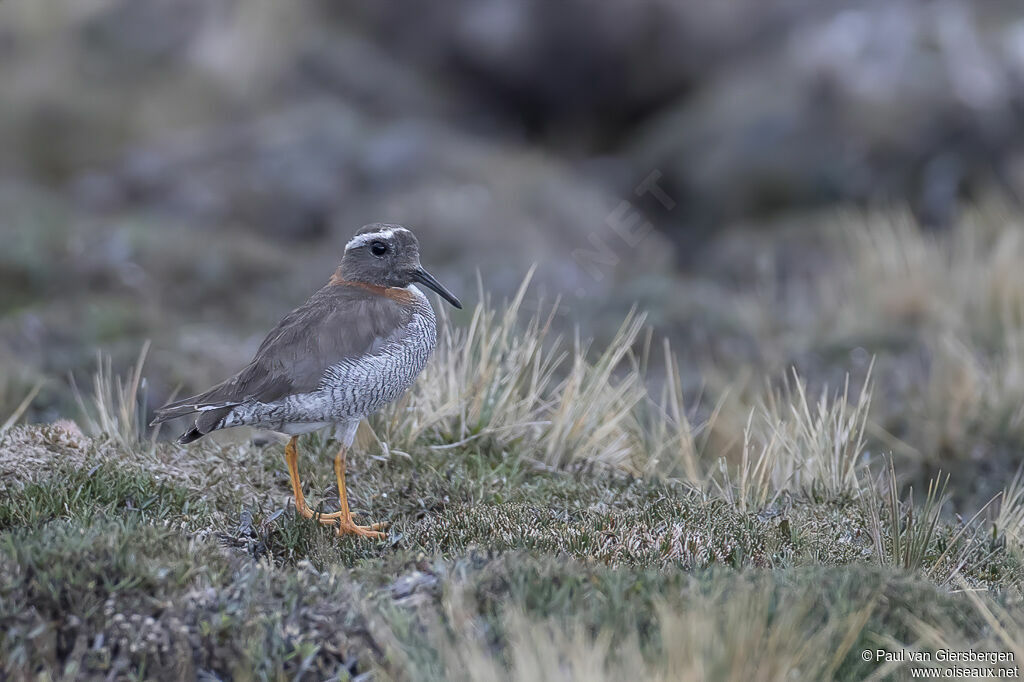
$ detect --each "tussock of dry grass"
[374,275,666,474]
[864,459,1003,586]
[423,566,1006,682]
[820,205,1024,481]
[72,342,158,454]
[712,367,873,513]
[367,270,880,516]
[829,205,1024,341]
[0,381,42,440]
[462,585,868,682]
[996,468,1024,555]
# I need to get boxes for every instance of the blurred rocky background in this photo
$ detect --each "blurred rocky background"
[4,0,1024,501]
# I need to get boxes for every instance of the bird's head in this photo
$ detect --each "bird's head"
[337,223,462,309]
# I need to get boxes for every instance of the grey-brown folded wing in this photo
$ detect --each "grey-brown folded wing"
[153,285,413,423]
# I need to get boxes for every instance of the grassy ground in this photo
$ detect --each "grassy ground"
[1,419,1022,680]
[6,206,1024,680]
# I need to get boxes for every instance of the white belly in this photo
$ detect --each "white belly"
[279,421,332,436]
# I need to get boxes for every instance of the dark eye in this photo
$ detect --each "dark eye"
[370,241,388,257]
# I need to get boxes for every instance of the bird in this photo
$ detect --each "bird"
[151,223,462,539]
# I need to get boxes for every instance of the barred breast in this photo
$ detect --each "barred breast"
[319,287,437,420]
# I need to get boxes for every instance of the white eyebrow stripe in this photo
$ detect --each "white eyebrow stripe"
[344,227,409,251]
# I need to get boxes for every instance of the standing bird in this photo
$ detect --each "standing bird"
[151,224,461,539]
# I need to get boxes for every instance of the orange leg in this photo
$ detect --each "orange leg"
[332,445,387,539]
[284,437,338,527]
[284,436,386,538]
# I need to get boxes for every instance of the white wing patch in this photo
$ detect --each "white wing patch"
[194,402,241,412]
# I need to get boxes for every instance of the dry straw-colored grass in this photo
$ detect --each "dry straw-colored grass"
[431,577,873,682]
[824,206,1024,456]
[908,577,1024,680]
[71,341,159,454]
[996,467,1024,555]
[371,270,879,507]
[710,367,872,512]
[0,381,42,442]
[829,204,1024,341]
[373,271,703,478]
[914,328,1024,459]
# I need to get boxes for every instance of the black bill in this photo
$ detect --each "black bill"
[413,268,463,309]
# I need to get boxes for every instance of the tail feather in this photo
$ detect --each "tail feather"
[177,427,204,445]
[151,386,238,446]
[150,394,201,426]
[151,405,195,426]
[152,359,281,433]
[169,405,234,444]
[150,400,240,426]
[150,378,242,426]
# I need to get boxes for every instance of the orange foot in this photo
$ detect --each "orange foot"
[295,504,347,527]
[312,509,388,534]
[295,504,388,535]
[336,521,387,539]
[314,510,387,527]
